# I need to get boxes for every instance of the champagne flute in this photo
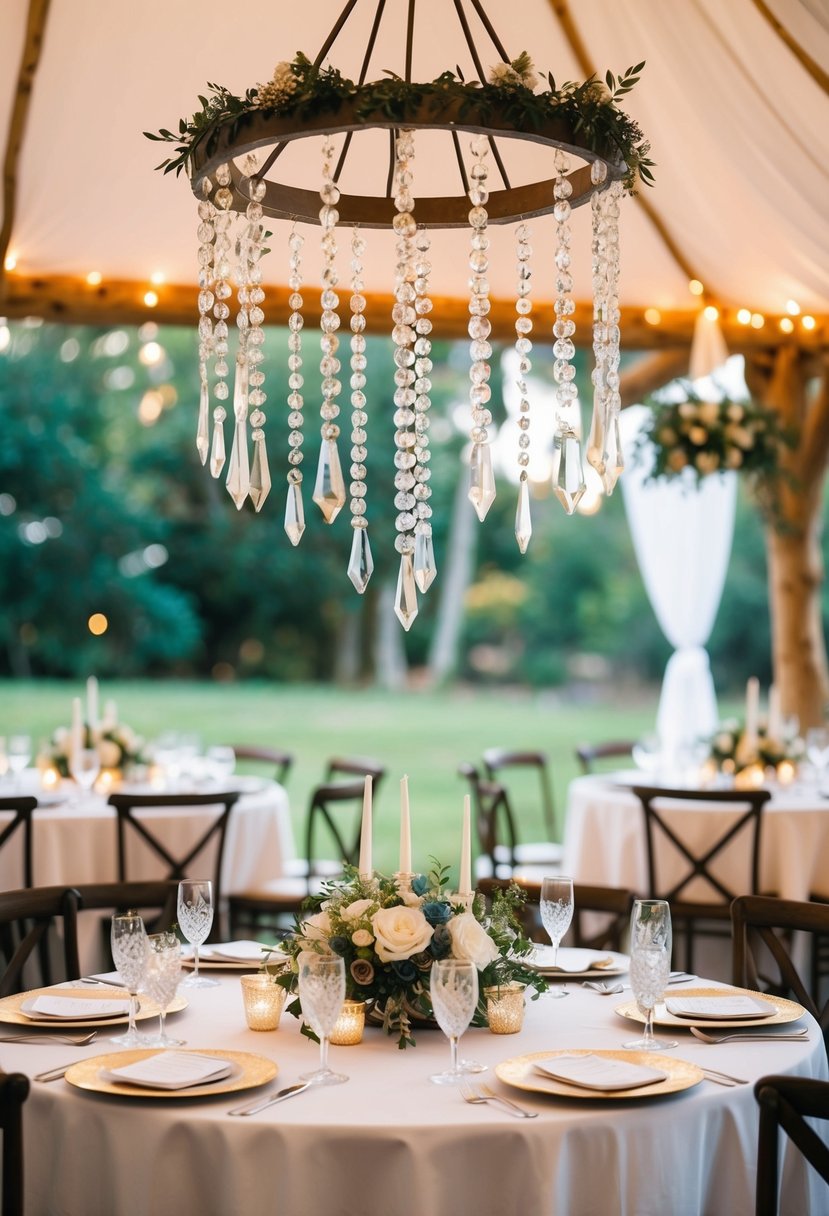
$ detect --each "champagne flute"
[623,899,677,1051]
[540,875,574,997]
[142,932,184,1047]
[8,735,31,791]
[69,746,100,795]
[110,911,148,1046]
[177,879,219,988]
[805,727,829,793]
[297,955,348,1086]
[429,958,479,1085]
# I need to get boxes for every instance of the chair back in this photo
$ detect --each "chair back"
[732,894,829,1053]
[74,880,179,927]
[0,886,81,997]
[575,741,635,775]
[482,749,557,842]
[0,797,37,888]
[324,757,386,797]
[230,746,293,785]
[754,1075,829,1216]
[0,1070,30,1216]
[458,764,519,876]
[109,791,241,940]
[304,779,372,882]
[479,877,634,951]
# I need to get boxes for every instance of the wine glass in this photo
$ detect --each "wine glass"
[69,746,100,795]
[297,954,348,1086]
[539,875,574,998]
[177,879,219,988]
[623,899,677,1052]
[142,932,184,1047]
[8,735,31,791]
[110,911,148,1046]
[805,727,829,792]
[206,745,236,786]
[429,958,479,1085]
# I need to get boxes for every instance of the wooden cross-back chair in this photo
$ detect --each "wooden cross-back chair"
[0,886,81,997]
[0,1069,30,1216]
[0,796,37,889]
[632,784,771,973]
[463,756,562,878]
[229,745,294,785]
[575,740,636,775]
[479,876,634,951]
[754,1075,829,1216]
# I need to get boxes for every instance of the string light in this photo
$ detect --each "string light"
[703,305,719,321]
[785,299,801,315]
[150,271,166,286]
[736,309,752,325]
[801,315,816,331]
[643,308,661,325]
[779,317,794,334]
[3,254,17,272]
[86,271,102,286]
[143,291,159,308]
[688,279,704,296]
[750,313,765,329]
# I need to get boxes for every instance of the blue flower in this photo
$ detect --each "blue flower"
[429,924,452,959]
[411,874,429,897]
[422,900,452,926]
[329,935,350,956]
[392,959,417,983]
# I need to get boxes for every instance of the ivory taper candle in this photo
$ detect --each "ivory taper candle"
[86,676,99,731]
[459,794,472,896]
[399,775,412,873]
[358,775,373,878]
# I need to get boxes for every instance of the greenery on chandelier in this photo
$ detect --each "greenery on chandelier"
[145,52,654,191]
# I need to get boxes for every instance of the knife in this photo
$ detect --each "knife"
[228,1081,311,1116]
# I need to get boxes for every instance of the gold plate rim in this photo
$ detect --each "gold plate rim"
[0,987,188,1028]
[495,1049,703,1100]
[64,1048,277,1099]
[614,986,805,1029]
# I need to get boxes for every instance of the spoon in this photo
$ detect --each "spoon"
[689,1025,809,1045]
[0,1030,98,1045]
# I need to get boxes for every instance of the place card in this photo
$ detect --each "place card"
[22,995,130,1021]
[665,995,775,1020]
[534,1054,667,1091]
[102,1052,233,1090]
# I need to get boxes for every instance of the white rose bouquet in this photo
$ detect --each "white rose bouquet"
[277,863,546,1047]
[709,717,804,773]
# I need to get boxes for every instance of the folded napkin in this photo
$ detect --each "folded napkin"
[22,995,130,1021]
[102,1052,233,1090]
[665,995,774,1020]
[206,941,274,963]
[534,1054,667,1092]
[530,947,615,973]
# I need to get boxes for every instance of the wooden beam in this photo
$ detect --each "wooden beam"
[750,0,829,96]
[0,0,52,282]
[619,350,690,408]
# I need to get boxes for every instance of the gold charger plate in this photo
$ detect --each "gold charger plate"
[614,986,805,1029]
[0,987,188,1029]
[496,1049,703,1100]
[64,1048,277,1099]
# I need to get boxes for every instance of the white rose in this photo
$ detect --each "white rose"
[54,727,69,746]
[352,929,374,947]
[98,740,121,768]
[698,401,720,426]
[714,732,734,752]
[696,452,719,473]
[447,912,499,969]
[678,402,697,420]
[300,910,333,946]
[371,906,433,962]
[342,898,375,923]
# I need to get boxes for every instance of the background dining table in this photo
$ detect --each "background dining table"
[7,970,827,1216]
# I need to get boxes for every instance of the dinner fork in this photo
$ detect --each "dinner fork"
[689,1025,809,1045]
[459,1081,537,1118]
[0,1030,98,1046]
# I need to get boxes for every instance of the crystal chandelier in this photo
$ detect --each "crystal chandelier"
[148,0,651,629]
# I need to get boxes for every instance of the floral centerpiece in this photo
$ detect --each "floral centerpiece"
[38,721,146,781]
[275,863,546,1047]
[709,718,804,774]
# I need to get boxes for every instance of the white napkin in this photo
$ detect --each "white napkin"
[529,947,615,973]
[665,995,774,1020]
[206,941,273,963]
[534,1054,667,1091]
[22,995,131,1021]
[103,1052,233,1090]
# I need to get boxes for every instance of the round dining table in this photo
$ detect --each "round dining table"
[8,970,828,1216]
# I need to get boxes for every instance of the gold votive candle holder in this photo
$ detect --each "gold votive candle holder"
[484,982,526,1034]
[329,999,366,1045]
[240,974,286,1031]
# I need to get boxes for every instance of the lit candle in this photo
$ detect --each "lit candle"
[358,775,373,879]
[71,697,83,764]
[745,677,760,749]
[459,794,472,896]
[399,775,412,873]
[86,677,99,731]
[103,699,118,730]
[767,684,781,741]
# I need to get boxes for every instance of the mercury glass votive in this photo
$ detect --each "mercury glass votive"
[776,760,797,786]
[240,974,286,1031]
[329,999,366,1045]
[484,983,526,1034]
[734,763,765,791]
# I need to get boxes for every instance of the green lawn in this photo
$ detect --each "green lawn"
[1,679,661,882]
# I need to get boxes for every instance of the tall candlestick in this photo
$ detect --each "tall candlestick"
[103,699,118,730]
[358,775,373,879]
[745,677,760,749]
[399,775,412,873]
[459,794,472,896]
[86,677,99,731]
[767,684,781,741]
[71,697,83,764]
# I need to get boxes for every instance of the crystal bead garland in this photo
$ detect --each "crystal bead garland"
[346,227,373,593]
[587,160,610,484]
[284,225,306,546]
[313,137,347,524]
[245,173,270,511]
[551,149,586,515]
[514,222,533,554]
[391,129,419,631]
[209,163,234,478]
[601,180,624,494]
[412,226,436,594]
[196,177,215,466]
[225,161,262,511]
[467,135,496,523]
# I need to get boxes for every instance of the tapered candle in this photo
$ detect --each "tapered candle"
[399,775,412,873]
[358,775,373,879]
[459,794,472,896]
[745,677,760,749]
[767,684,781,741]
[103,699,118,730]
[71,697,83,763]
[86,676,99,730]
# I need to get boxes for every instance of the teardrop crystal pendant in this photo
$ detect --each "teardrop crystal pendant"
[515,475,532,554]
[347,527,374,594]
[586,400,607,478]
[226,418,250,510]
[601,414,624,496]
[284,479,305,546]
[553,428,587,515]
[248,437,271,512]
[413,530,436,593]
[313,438,346,524]
[394,552,418,630]
[468,442,496,522]
[210,412,226,478]
[196,378,209,466]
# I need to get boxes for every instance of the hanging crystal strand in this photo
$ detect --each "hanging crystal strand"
[587,160,609,483]
[313,136,346,524]
[196,178,216,466]
[412,226,436,593]
[226,161,262,511]
[467,135,496,522]
[245,173,271,511]
[346,226,373,593]
[514,222,533,554]
[601,179,624,494]
[551,149,585,515]
[284,225,306,545]
[391,129,419,630]
[209,163,234,478]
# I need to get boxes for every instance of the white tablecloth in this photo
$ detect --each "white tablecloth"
[9,974,828,1216]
